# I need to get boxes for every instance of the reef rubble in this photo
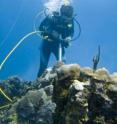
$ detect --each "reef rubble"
[0,63,117,124]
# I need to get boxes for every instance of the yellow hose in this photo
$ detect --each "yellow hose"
[0,104,11,110]
[0,88,12,102]
[0,31,41,71]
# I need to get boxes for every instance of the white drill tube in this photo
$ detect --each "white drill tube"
[59,43,62,62]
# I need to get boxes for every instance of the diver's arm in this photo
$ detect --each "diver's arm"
[63,20,74,39]
[39,18,47,32]
[39,17,52,37]
[63,20,74,47]
[39,17,60,40]
[68,19,74,38]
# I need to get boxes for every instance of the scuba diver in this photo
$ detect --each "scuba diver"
[37,4,75,77]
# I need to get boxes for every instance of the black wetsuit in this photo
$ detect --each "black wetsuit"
[38,14,74,77]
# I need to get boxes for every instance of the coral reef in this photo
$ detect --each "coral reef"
[0,63,117,124]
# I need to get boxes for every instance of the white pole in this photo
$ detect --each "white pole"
[59,43,62,61]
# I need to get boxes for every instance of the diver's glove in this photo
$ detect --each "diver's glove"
[63,37,72,48]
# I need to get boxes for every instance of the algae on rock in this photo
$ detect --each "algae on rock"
[0,63,117,124]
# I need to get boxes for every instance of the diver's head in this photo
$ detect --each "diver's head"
[60,5,74,18]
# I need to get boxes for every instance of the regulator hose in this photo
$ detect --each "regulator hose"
[71,17,81,42]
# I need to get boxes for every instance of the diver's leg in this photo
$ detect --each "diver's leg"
[37,42,51,77]
[54,45,59,61]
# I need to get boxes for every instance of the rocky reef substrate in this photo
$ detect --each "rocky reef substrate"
[0,62,117,124]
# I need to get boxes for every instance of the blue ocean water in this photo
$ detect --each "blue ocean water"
[0,0,117,81]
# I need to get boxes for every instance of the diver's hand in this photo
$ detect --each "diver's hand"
[63,37,72,48]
